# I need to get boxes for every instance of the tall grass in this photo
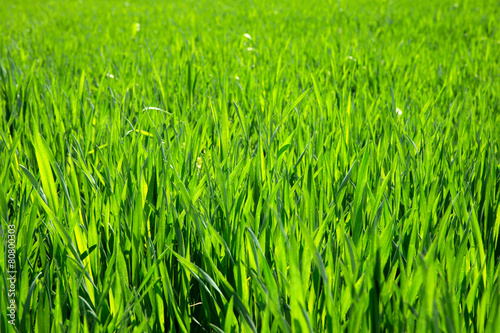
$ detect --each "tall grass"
[1,0,499,331]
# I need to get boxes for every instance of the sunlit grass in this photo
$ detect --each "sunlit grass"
[1,0,499,332]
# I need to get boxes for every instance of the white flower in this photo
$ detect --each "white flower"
[396,108,403,116]
[235,75,240,80]
[243,33,252,40]
[196,157,203,176]
[106,73,115,79]
[246,47,255,52]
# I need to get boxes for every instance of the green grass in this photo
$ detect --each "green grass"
[1,0,500,331]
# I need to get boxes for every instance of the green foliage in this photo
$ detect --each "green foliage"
[1,0,500,331]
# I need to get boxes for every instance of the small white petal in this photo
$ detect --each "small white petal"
[396,108,403,116]
[142,106,172,114]
[243,33,252,40]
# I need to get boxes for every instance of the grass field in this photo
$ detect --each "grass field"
[1,0,500,331]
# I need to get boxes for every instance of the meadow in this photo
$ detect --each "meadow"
[1,0,500,331]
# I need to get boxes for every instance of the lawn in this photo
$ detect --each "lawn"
[1,0,500,332]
